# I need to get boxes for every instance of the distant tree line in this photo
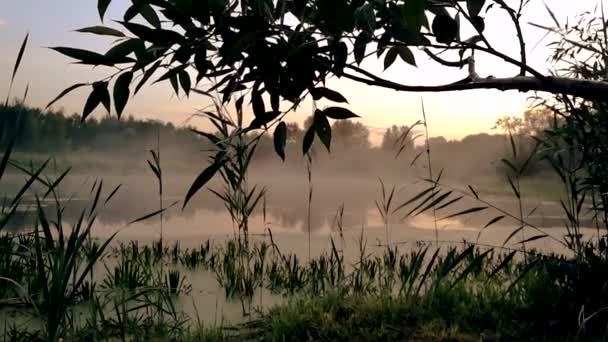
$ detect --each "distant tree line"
[0,103,554,179]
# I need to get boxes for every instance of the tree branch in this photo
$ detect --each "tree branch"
[341,65,608,102]
[494,0,527,76]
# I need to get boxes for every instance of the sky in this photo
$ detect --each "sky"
[0,1,599,140]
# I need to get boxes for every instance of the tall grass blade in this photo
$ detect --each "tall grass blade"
[43,167,71,199]
[489,250,517,278]
[0,139,14,180]
[129,201,178,224]
[104,184,122,205]
[10,159,50,207]
[6,33,29,106]
[450,249,492,289]
[504,258,540,295]
[503,225,525,246]
[440,206,488,220]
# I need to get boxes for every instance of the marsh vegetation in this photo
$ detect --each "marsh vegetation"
[4,0,608,340]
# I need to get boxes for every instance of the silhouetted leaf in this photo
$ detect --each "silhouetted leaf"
[393,186,435,214]
[139,4,161,28]
[43,167,72,199]
[178,70,191,97]
[76,26,125,37]
[0,139,14,181]
[508,131,517,158]
[303,124,315,155]
[468,185,479,199]
[436,195,464,210]
[184,160,226,208]
[104,184,122,205]
[135,60,162,94]
[396,46,417,66]
[47,83,88,109]
[51,47,131,66]
[169,74,179,96]
[10,33,28,85]
[82,88,102,121]
[384,47,398,70]
[98,0,112,21]
[190,129,219,144]
[314,110,331,152]
[120,22,184,46]
[274,122,287,161]
[333,41,348,74]
[489,251,517,278]
[503,225,525,246]
[354,32,371,65]
[97,82,111,114]
[545,3,560,28]
[432,15,458,44]
[517,234,548,245]
[507,176,520,198]
[484,215,505,229]
[105,39,144,59]
[441,206,488,220]
[271,92,280,112]
[113,71,132,118]
[323,107,359,119]
[252,90,265,117]
[130,201,179,224]
[451,249,492,288]
[505,258,540,295]
[194,49,209,83]
[311,87,348,103]
[466,0,485,17]
[471,16,485,32]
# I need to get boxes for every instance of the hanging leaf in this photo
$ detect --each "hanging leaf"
[82,88,102,121]
[333,41,348,74]
[384,47,398,70]
[471,16,485,32]
[178,70,191,97]
[98,0,112,21]
[432,15,458,44]
[95,82,111,114]
[310,87,348,103]
[303,124,315,155]
[51,47,131,66]
[466,0,485,17]
[274,122,287,161]
[154,65,188,84]
[252,90,265,117]
[105,39,144,59]
[169,74,180,96]
[113,71,132,118]
[194,49,209,83]
[323,107,359,119]
[135,60,162,95]
[354,32,371,65]
[271,92,280,112]
[396,46,417,66]
[76,26,125,37]
[139,4,161,28]
[46,83,88,109]
[184,159,226,208]
[314,110,331,152]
